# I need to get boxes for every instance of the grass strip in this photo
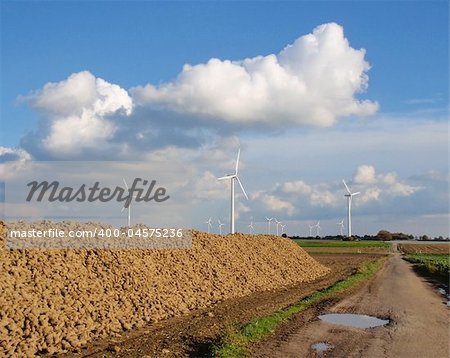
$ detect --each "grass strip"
[214,257,386,358]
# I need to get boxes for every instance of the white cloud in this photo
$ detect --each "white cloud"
[251,165,422,220]
[351,165,419,203]
[281,181,339,207]
[0,146,31,162]
[132,22,378,127]
[353,164,376,184]
[253,192,295,216]
[194,171,228,200]
[21,71,132,156]
[0,146,32,180]
[282,180,312,195]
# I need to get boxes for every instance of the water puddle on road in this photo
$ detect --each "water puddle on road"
[436,287,450,307]
[318,313,390,329]
[311,342,335,356]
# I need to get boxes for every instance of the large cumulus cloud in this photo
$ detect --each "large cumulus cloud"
[132,22,378,127]
[17,23,378,159]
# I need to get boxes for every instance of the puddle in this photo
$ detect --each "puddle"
[311,342,334,356]
[436,287,450,307]
[319,313,390,329]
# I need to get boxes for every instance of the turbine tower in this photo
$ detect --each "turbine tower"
[218,148,249,234]
[281,223,286,235]
[343,180,360,238]
[265,217,274,234]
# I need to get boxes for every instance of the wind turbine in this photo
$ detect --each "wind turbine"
[204,217,212,233]
[308,223,314,237]
[218,219,225,235]
[218,148,249,234]
[281,223,286,235]
[265,217,274,234]
[248,218,254,234]
[315,221,321,237]
[343,180,360,238]
[274,219,281,236]
[121,178,135,227]
[338,219,345,236]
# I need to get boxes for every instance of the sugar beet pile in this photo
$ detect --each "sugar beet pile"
[0,221,329,356]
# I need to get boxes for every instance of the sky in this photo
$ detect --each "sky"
[0,1,449,237]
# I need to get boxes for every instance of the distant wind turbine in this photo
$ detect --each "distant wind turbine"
[309,223,314,237]
[204,217,212,233]
[315,221,321,237]
[218,219,225,235]
[218,148,249,234]
[274,219,281,236]
[338,219,345,236]
[265,217,274,234]
[281,223,286,235]
[343,180,360,238]
[248,218,254,234]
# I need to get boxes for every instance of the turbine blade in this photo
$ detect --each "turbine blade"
[123,178,129,190]
[235,148,240,174]
[352,192,361,196]
[235,176,249,200]
[342,179,352,194]
[218,175,234,180]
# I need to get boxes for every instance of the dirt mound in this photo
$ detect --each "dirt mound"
[0,221,329,357]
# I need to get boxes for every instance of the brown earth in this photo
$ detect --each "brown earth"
[0,221,329,357]
[398,243,450,254]
[253,253,449,358]
[64,254,377,357]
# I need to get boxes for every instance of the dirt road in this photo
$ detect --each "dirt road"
[254,253,449,357]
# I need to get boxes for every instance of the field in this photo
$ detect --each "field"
[2,222,448,357]
[403,253,449,277]
[294,239,391,254]
[293,240,389,248]
[82,254,382,357]
[398,243,449,254]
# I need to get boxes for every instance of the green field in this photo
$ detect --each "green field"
[293,240,390,248]
[404,253,450,276]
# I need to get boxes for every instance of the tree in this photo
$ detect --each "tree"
[377,230,393,241]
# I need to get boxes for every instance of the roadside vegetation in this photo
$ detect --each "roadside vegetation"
[214,257,386,358]
[403,253,449,278]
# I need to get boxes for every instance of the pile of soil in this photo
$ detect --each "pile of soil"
[0,221,329,357]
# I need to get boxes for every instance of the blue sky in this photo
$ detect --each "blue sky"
[1,1,449,236]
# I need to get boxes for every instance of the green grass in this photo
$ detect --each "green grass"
[404,253,449,276]
[214,258,386,358]
[293,240,390,248]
